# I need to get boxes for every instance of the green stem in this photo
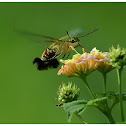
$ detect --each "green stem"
[104,110,115,124]
[105,103,115,124]
[102,73,107,93]
[117,68,125,122]
[75,113,87,124]
[98,103,115,124]
[81,77,95,99]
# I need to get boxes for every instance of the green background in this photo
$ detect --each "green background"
[0,2,126,124]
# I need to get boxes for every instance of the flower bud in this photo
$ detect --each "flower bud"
[57,82,80,104]
[109,45,126,69]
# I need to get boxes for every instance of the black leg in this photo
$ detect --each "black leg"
[66,52,71,59]
[62,54,66,59]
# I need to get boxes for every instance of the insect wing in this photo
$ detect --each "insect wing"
[69,28,83,37]
[16,30,62,47]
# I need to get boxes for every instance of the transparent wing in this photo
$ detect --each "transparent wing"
[69,28,83,37]
[16,30,62,47]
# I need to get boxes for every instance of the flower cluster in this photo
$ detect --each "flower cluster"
[57,82,80,104]
[56,45,126,124]
[58,48,113,77]
[90,48,114,73]
[109,45,126,69]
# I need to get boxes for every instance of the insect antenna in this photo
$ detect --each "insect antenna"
[79,28,99,38]
[66,31,71,38]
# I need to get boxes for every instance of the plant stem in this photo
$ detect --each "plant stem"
[81,77,95,99]
[75,113,87,124]
[105,110,115,124]
[102,73,107,93]
[98,104,115,124]
[117,68,125,122]
[105,103,115,124]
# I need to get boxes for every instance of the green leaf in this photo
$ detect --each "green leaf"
[86,97,108,107]
[63,97,108,122]
[63,100,88,122]
[87,97,108,106]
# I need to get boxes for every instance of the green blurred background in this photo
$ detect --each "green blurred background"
[0,2,126,124]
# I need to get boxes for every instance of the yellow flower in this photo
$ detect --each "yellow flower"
[58,52,99,77]
[90,48,114,73]
[58,48,114,77]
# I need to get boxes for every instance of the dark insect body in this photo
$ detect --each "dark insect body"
[33,48,59,70]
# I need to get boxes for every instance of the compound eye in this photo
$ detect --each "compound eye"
[71,39,75,43]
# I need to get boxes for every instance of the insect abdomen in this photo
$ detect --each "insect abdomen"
[33,48,59,70]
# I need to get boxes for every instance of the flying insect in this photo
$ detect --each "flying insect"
[19,28,99,70]
[32,28,99,70]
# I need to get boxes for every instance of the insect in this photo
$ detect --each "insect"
[19,28,97,70]
[32,28,99,70]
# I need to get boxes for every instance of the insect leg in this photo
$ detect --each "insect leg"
[74,45,80,49]
[69,45,79,54]
[66,52,71,59]
[74,44,90,52]
[62,54,66,59]
[61,43,71,59]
